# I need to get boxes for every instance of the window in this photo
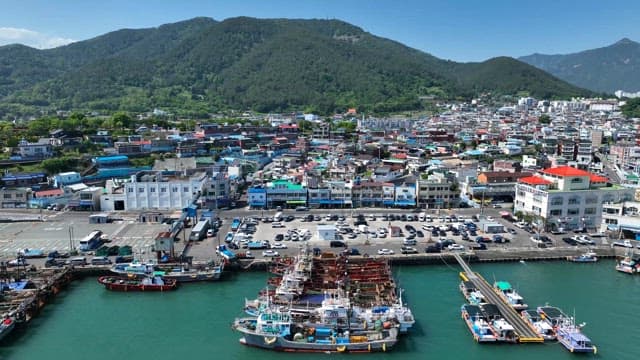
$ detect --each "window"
[568,197,580,205]
[150,188,156,193]
[584,208,596,215]
[550,197,563,206]
[183,187,189,193]
[139,188,144,193]
[550,209,562,216]
[571,178,583,183]
[15,193,22,198]
[585,196,598,204]
[161,187,167,193]
[128,188,133,193]
[3,194,11,199]
[567,209,579,215]
[172,187,178,193]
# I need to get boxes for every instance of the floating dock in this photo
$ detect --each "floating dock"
[453,253,543,343]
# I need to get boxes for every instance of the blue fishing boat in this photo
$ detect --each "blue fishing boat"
[537,306,597,353]
[567,251,598,263]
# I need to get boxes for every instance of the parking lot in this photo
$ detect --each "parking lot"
[222,210,608,259]
[0,212,168,261]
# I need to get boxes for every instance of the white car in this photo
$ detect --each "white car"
[448,244,465,251]
[377,248,395,255]
[271,243,287,249]
[262,250,280,257]
[486,216,494,221]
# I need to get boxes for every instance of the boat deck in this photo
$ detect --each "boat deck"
[453,253,543,343]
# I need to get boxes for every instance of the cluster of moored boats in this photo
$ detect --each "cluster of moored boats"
[96,259,225,291]
[232,246,415,353]
[459,280,597,353]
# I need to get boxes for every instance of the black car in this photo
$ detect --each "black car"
[330,241,346,248]
[562,237,578,246]
[439,230,447,237]
[381,215,389,221]
[400,214,407,221]
[274,234,284,241]
[354,219,368,226]
[45,258,66,267]
[415,230,424,238]
[425,245,442,253]
[405,225,416,233]
[468,243,487,250]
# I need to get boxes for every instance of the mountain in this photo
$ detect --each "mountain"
[519,38,640,93]
[0,17,593,117]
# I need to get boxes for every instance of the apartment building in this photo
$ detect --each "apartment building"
[123,171,209,210]
[514,166,635,231]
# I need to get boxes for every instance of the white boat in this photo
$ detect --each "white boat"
[461,304,497,342]
[493,281,528,310]
[491,318,517,343]
[567,251,598,263]
[521,309,556,341]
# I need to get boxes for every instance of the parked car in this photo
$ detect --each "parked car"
[343,248,361,256]
[401,246,418,254]
[262,250,280,257]
[44,258,66,267]
[562,237,578,246]
[274,234,284,241]
[468,243,487,250]
[271,243,287,249]
[507,228,518,235]
[377,248,395,255]
[425,245,441,253]
[403,238,417,246]
[91,256,112,265]
[448,244,465,251]
[7,258,28,267]
[295,206,309,211]
[330,241,346,248]
[415,230,424,238]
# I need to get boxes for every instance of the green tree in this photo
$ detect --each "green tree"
[538,114,551,124]
[622,98,640,118]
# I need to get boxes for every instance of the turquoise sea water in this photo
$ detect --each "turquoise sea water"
[2,260,639,360]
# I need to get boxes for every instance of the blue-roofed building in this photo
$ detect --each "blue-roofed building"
[0,172,47,188]
[93,155,130,167]
[53,171,82,188]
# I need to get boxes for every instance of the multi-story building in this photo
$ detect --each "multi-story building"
[352,182,389,208]
[610,144,640,171]
[16,139,53,159]
[204,172,231,209]
[247,186,267,209]
[123,171,208,210]
[514,166,635,231]
[417,172,459,209]
[265,179,307,209]
[0,187,32,208]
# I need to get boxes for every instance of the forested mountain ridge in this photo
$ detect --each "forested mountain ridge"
[0,17,593,117]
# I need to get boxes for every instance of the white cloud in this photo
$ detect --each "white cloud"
[0,27,75,49]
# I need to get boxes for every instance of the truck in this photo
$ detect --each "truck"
[216,245,236,261]
[247,241,270,250]
[189,219,210,241]
[230,218,242,232]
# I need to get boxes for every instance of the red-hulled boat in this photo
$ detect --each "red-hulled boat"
[97,275,177,292]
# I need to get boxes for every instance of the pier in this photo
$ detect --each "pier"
[453,253,543,343]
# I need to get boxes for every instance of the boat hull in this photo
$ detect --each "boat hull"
[237,332,396,353]
[162,270,222,282]
[97,276,177,292]
[0,320,15,342]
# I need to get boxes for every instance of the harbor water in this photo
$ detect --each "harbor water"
[1,260,639,360]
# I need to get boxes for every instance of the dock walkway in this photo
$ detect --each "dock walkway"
[453,253,543,343]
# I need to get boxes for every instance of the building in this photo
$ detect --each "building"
[600,201,640,235]
[417,172,459,209]
[53,172,82,188]
[248,186,267,209]
[0,188,31,208]
[16,139,53,159]
[265,179,307,209]
[204,172,231,209]
[316,224,337,241]
[514,166,635,231]
[122,171,208,210]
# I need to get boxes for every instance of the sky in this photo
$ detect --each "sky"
[0,0,639,62]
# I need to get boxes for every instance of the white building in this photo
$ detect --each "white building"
[514,166,635,231]
[316,224,337,241]
[122,171,208,210]
[17,138,53,159]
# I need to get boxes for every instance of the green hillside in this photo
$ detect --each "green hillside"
[0,17,593,117]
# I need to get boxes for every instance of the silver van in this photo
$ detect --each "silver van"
[90,256,112,265]
[69,257,87,266]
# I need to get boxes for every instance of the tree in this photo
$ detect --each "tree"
[622,98,640,118]
[538,114,551,124]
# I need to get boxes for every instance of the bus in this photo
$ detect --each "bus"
[79,230,103,251]
[189,219,210,241]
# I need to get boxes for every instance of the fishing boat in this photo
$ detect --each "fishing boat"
[480,303,517,343]
[0,317,15,342]
[567,251,598,263]
[233,306,399,353]
[493,281,528,310]
[615,255,639,274]
[110,260,156,276]
[521,309,556,341]
[460,304,498,342]
[537,306,596,354]
[97,275,177,292]
[160,262,224,282]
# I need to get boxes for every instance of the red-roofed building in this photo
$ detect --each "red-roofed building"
[514,166,634,232]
